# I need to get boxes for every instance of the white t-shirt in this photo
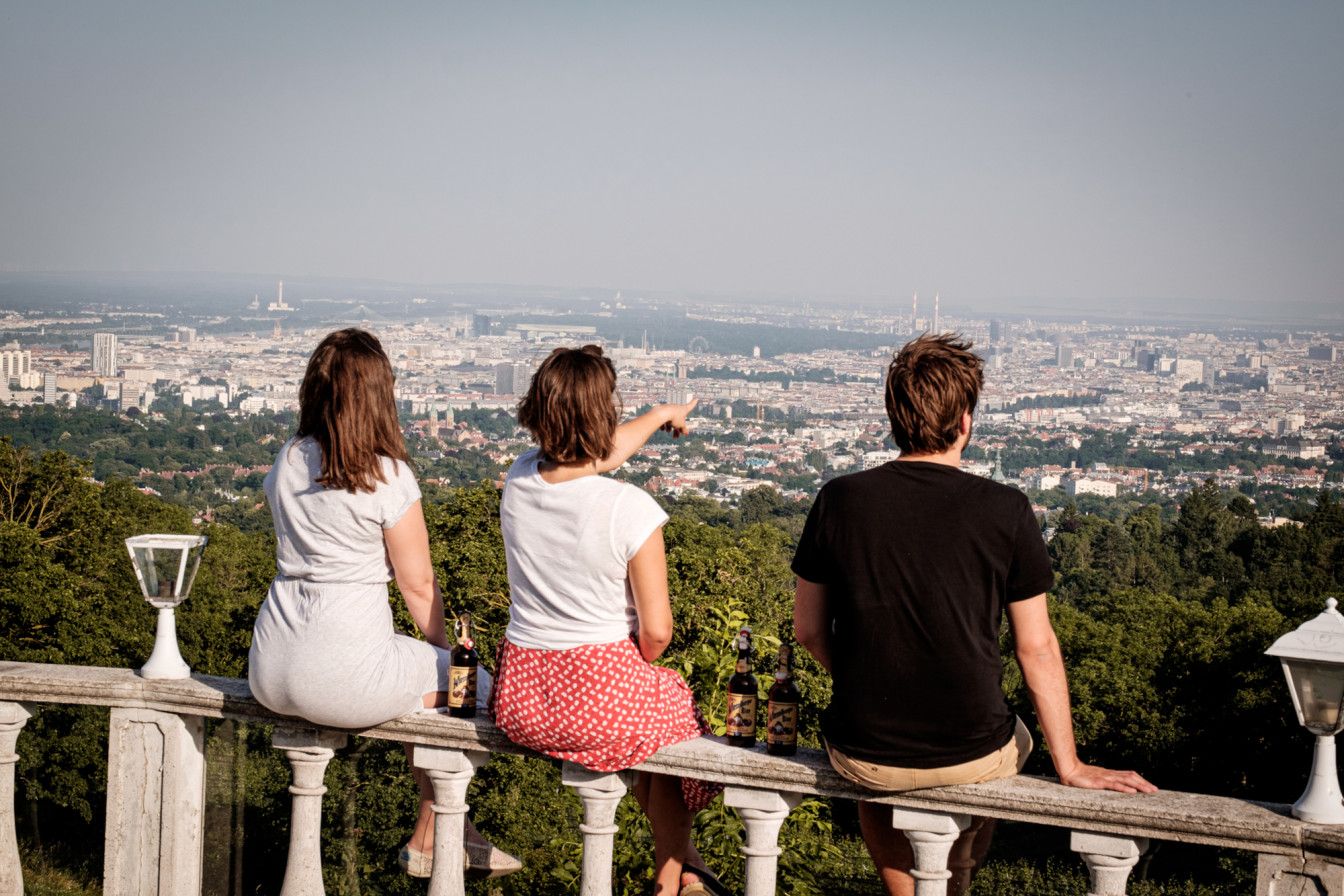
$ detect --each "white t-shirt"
[264,437,422,584]
[500,448,669,650]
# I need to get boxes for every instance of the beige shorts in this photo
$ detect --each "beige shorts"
[827,717,1034,792]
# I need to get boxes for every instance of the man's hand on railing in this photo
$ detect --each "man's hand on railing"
[1057,760,1158,794]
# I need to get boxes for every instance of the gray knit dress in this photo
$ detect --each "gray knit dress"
[249,437,450,728]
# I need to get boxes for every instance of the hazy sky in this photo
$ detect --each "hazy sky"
[1,2,1341,310]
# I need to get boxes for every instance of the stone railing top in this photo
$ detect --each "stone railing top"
[2,660,1337,861]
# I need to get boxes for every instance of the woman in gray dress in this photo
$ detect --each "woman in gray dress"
[248,327,518,878]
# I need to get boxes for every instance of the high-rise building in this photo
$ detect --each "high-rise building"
[93,335,118,375]
[989,319,1004,344]
[1307,345,1338,363]
[0,348,30,386]
[1056,345,1075,368]
[494,362,534,396]
[933,293,941,334]
[92,333,119,377]
[42,372,57,405]
[472,314,492,338]
[911,292,918,335]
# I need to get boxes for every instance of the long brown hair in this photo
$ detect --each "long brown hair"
[884,333,984,455]
[296,328,411,492]
[517,345,620,463]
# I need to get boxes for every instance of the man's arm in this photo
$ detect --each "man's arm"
[794,577,833,675]
[1007,595,1157,793]
[594,399,698,474]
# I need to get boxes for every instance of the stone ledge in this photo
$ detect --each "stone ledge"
[0,661,1314,857]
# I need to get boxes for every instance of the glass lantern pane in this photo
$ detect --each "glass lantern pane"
[129,539,206,601]
[177,542,205,598]
[1289,660,1344,734]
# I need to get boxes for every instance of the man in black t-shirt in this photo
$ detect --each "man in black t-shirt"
[793,334,1154,896]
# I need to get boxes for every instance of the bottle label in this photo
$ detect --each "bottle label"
[767,701,798,746]
[726,693,757,737]
[448,664,477,709]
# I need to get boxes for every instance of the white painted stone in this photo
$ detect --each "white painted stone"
[102,707,206,896]
[561,763,631,896]
[1070,831,1149,896]
[724,786,803,896]
[273,726,347,896]
[889,808,972,896]
[0,703,33,896]
[11,663,1344,894]
[412,745,487,896]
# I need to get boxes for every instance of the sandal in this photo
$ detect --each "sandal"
[681,863,734,896]
[398,839,524,880]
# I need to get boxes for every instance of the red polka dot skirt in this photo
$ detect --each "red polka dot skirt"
[490,637,721,812]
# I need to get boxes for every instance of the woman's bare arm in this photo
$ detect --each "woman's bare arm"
[384,500,450,650]
[594,399,698,474]
[628,527,673,662]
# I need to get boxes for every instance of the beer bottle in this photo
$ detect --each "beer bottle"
[726,626,758,747]
[448,612,478,719]
[766,641,800,756]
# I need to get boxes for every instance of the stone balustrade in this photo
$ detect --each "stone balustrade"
[1,660,1342,895]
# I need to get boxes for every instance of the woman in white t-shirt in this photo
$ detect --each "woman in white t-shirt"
[491,345,725,896]
[248,328,519,880]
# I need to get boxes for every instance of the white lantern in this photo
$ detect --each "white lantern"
[1266,597,1344,824]
[125,534,207,680]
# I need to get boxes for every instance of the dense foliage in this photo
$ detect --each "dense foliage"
[4,436,1344,894]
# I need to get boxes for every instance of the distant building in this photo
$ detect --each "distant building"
[0,348,31,387]
[989,319,1004,344]
[494,362,534,396]
[92,333,118,377]
[472,314,493,338]
[1065,477,1118,498]
[1307,345,1338,363]
[666,382,694,405]
[1055,345,1075,368]
[42,372,57,405]
[861,449,902,470]
[1171,358,1205,385]
[1264,440,1326,461]
[267,281,292,313]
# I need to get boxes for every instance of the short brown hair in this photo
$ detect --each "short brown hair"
[517,345,620,464]
[884,333,984,455]
[297,328,411,492]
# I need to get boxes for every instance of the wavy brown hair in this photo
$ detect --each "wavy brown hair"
[884,333,984,455]
[517,345,620,464]
[296,328,411,492]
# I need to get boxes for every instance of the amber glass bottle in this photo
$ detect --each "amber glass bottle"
[766,642,800,756]
[726,626,758,747]
[448,612,478,718]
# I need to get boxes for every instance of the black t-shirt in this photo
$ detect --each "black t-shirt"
[791,461,1055,768]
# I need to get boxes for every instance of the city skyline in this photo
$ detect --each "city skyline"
[1,3,1342,314]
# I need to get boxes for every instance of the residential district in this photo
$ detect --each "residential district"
[1,284,1341,526]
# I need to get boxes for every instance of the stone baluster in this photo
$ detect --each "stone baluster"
[724,786,802,896]
[411,745,488,896]
[273,726,348,896]
[103,707,206,896]
[561,763,631,896]
[1070,832,1149,896]
[0,703,33,896]
[889,807,972,896]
